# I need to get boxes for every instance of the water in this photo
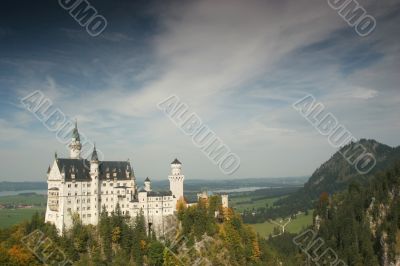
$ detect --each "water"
[0,190,47,197]
[212,186,274,193]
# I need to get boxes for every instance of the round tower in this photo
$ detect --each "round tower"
[168,158,184,201]
[144,177,151,192]
[69,120,81,159]
[221,194,229,208]
[90,145,100,225]
[90,145,99,174]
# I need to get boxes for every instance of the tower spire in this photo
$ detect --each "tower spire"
[91,144,99,162]
[69,119,82,159]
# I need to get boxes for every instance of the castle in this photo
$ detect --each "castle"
[45,122,185,235]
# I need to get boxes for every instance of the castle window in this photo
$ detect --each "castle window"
[68,193,71,196]
[87,184,91,188]
[88,214,91,217]
[103,183,106,187]
[68,184,71,188]
[68,200,71,204]
[75,184,78,188]
[77,207,80,211]
[75,192,77,196]
[87,207,90,210]
[67,208,71,212]
[83,214,86,218]
[77,199,80,203]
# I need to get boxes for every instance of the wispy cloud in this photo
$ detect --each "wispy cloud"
[0,0,399,180]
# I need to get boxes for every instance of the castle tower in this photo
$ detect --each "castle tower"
[144,177,151,192]
[90,145,99,174]
[69,120,81,159]
[168,158,184,201]
[221,194,229,208]
[90,145,100,224]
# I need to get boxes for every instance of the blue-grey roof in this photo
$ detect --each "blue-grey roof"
[55,159,133,181]
[147,190,173,197]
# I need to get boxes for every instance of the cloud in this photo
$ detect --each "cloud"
[0,0,399,180]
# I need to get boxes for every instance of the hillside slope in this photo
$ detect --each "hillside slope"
[272,139,400,219]
[313,161,400,265]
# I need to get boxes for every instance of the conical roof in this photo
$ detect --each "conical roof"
[72,120,80,141]
[171,158,181,164]
[91,146,99,161]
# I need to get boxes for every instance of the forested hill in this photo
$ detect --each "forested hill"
[273,139,400,217]
[313,161,400,265]
[0,195,295,265]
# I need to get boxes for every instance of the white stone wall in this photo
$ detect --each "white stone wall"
[46,159,183,237]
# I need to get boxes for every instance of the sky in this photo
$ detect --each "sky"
[0,0,399,181]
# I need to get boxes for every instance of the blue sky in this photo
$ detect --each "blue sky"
[0,0,399,181]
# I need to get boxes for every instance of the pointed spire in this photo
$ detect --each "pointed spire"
[47,165,51,174]
[145,177,150,182]
[72,119,80,141]
[91,144,99,162]
[54,151,58,159]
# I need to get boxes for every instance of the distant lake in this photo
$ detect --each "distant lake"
[212,186,275,193]
[0,190,47,197]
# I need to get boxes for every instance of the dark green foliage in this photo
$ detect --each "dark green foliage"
[314,161,400,265]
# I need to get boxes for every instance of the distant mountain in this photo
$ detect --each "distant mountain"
[264,139,400,219]
[301,139,400,199]
[0,181,46,192]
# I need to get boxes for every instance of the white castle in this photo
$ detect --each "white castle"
[45,122,185,235]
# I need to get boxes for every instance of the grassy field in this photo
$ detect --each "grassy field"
[249,211,313,238]
[0,193,47,206]
[0,194,47,229]
[230,195,285,212]
[0,207,45,229]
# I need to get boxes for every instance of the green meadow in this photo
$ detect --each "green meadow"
[249,211,313,238]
